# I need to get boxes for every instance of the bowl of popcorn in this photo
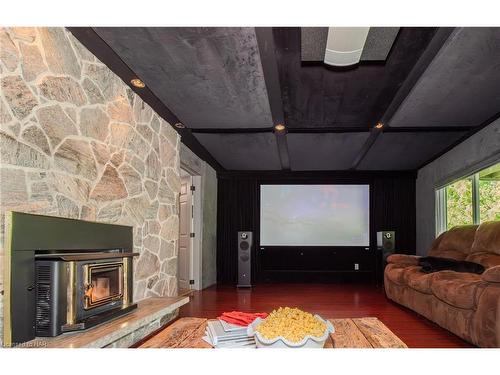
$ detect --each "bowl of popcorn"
[247,307,334,348]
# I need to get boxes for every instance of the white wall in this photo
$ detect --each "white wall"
[416,119,500,254]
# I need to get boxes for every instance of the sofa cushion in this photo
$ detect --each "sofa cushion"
[418,256,485,274]
[471,221,500,256]
[428,225,478,260]
[403,266,434,294]
[482,265,500,283]
[431,271,486,310]
[385,263,407,285]
[386,254,420,266]
[466,252,500,269]
[430,249,468,261]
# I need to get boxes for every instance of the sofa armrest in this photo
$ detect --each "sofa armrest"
[386,254,420,266]
[482,265,500,283]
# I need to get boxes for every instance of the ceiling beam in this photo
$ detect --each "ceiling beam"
[379,27,456,126]
[255,27,285,126]
[218,169,417,180]
[191,127,273,134]
[255,27,290,170]
[349,129,381,170]
[189,125,474,134]
[351,27,456,170]
[284,126,472,133]
[67,27,225,173]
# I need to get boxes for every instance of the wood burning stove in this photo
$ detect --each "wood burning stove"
[4,212,137,346]
[34,251,138,337]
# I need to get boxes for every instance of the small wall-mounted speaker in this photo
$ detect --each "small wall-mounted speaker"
[237,231,252,288]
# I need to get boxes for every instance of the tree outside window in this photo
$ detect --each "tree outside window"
[440,162,500,232]
[479,163,500,222]
[446,177,473,229]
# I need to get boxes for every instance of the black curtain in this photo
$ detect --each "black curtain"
[217,172,416,283]
[216,178,258,283]
[372,176,416,255]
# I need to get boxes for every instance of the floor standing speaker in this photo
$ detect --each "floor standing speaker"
[376,231,395,284]
[237,231,252,287]
[377,231,395,257]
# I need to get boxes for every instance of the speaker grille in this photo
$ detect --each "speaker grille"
[301,27,400,62]
[238,231,252,286]
[301,27,328,61]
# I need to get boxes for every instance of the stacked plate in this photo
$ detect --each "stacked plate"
[203,319,256,348]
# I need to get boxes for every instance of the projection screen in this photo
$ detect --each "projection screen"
[260,185,369,246]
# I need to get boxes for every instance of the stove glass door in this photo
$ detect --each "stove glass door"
[83,263,123,310]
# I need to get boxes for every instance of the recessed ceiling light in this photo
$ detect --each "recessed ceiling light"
[375,122,384,129]
[174,122,185,129]
[130,78,145,88]
[274,124,286,132]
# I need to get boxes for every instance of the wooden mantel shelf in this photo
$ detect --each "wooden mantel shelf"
[22,296,189,348]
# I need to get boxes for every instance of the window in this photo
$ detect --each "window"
[479,164,500,222]
[436,162,500,235]
[445,176,474,228]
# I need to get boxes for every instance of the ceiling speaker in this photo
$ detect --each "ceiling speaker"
[301,27,400,65]
[324,27,370,67]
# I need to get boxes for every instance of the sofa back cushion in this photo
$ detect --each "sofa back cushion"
[465,252,500,269]
[465,221,500,268]
[470,221,500,255]
[428,225,478,260]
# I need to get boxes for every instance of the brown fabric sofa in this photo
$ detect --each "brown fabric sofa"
[384,221,500,347]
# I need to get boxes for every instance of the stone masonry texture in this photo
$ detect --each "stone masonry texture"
[0,27,181,346]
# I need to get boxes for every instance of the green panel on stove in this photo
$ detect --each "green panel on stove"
[9,211,133,252]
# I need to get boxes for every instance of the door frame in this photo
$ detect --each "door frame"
[179,167,203,290]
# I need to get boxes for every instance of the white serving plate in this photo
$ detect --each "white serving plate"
[247,315,334,348]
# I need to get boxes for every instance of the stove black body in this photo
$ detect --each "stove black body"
[4,212,137,346]
[35,252,137,337]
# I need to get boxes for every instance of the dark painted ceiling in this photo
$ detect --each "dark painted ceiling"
[288,133,370,170]
[95,27,273,129]
[194,133,282,170]
[79,27,500,172]
[358,132,468,170]
[390,28,500,128]
[274,27,437,129]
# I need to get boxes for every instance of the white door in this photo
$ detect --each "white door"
[178,175,192,291]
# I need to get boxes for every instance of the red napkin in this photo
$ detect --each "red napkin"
[218,311,268,327]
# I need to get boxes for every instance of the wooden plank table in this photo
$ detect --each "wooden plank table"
[138,316,407,348]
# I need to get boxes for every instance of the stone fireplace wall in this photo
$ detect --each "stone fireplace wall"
[0,27,181,345]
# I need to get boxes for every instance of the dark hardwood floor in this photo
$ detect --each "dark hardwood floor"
[179,283,473,348]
